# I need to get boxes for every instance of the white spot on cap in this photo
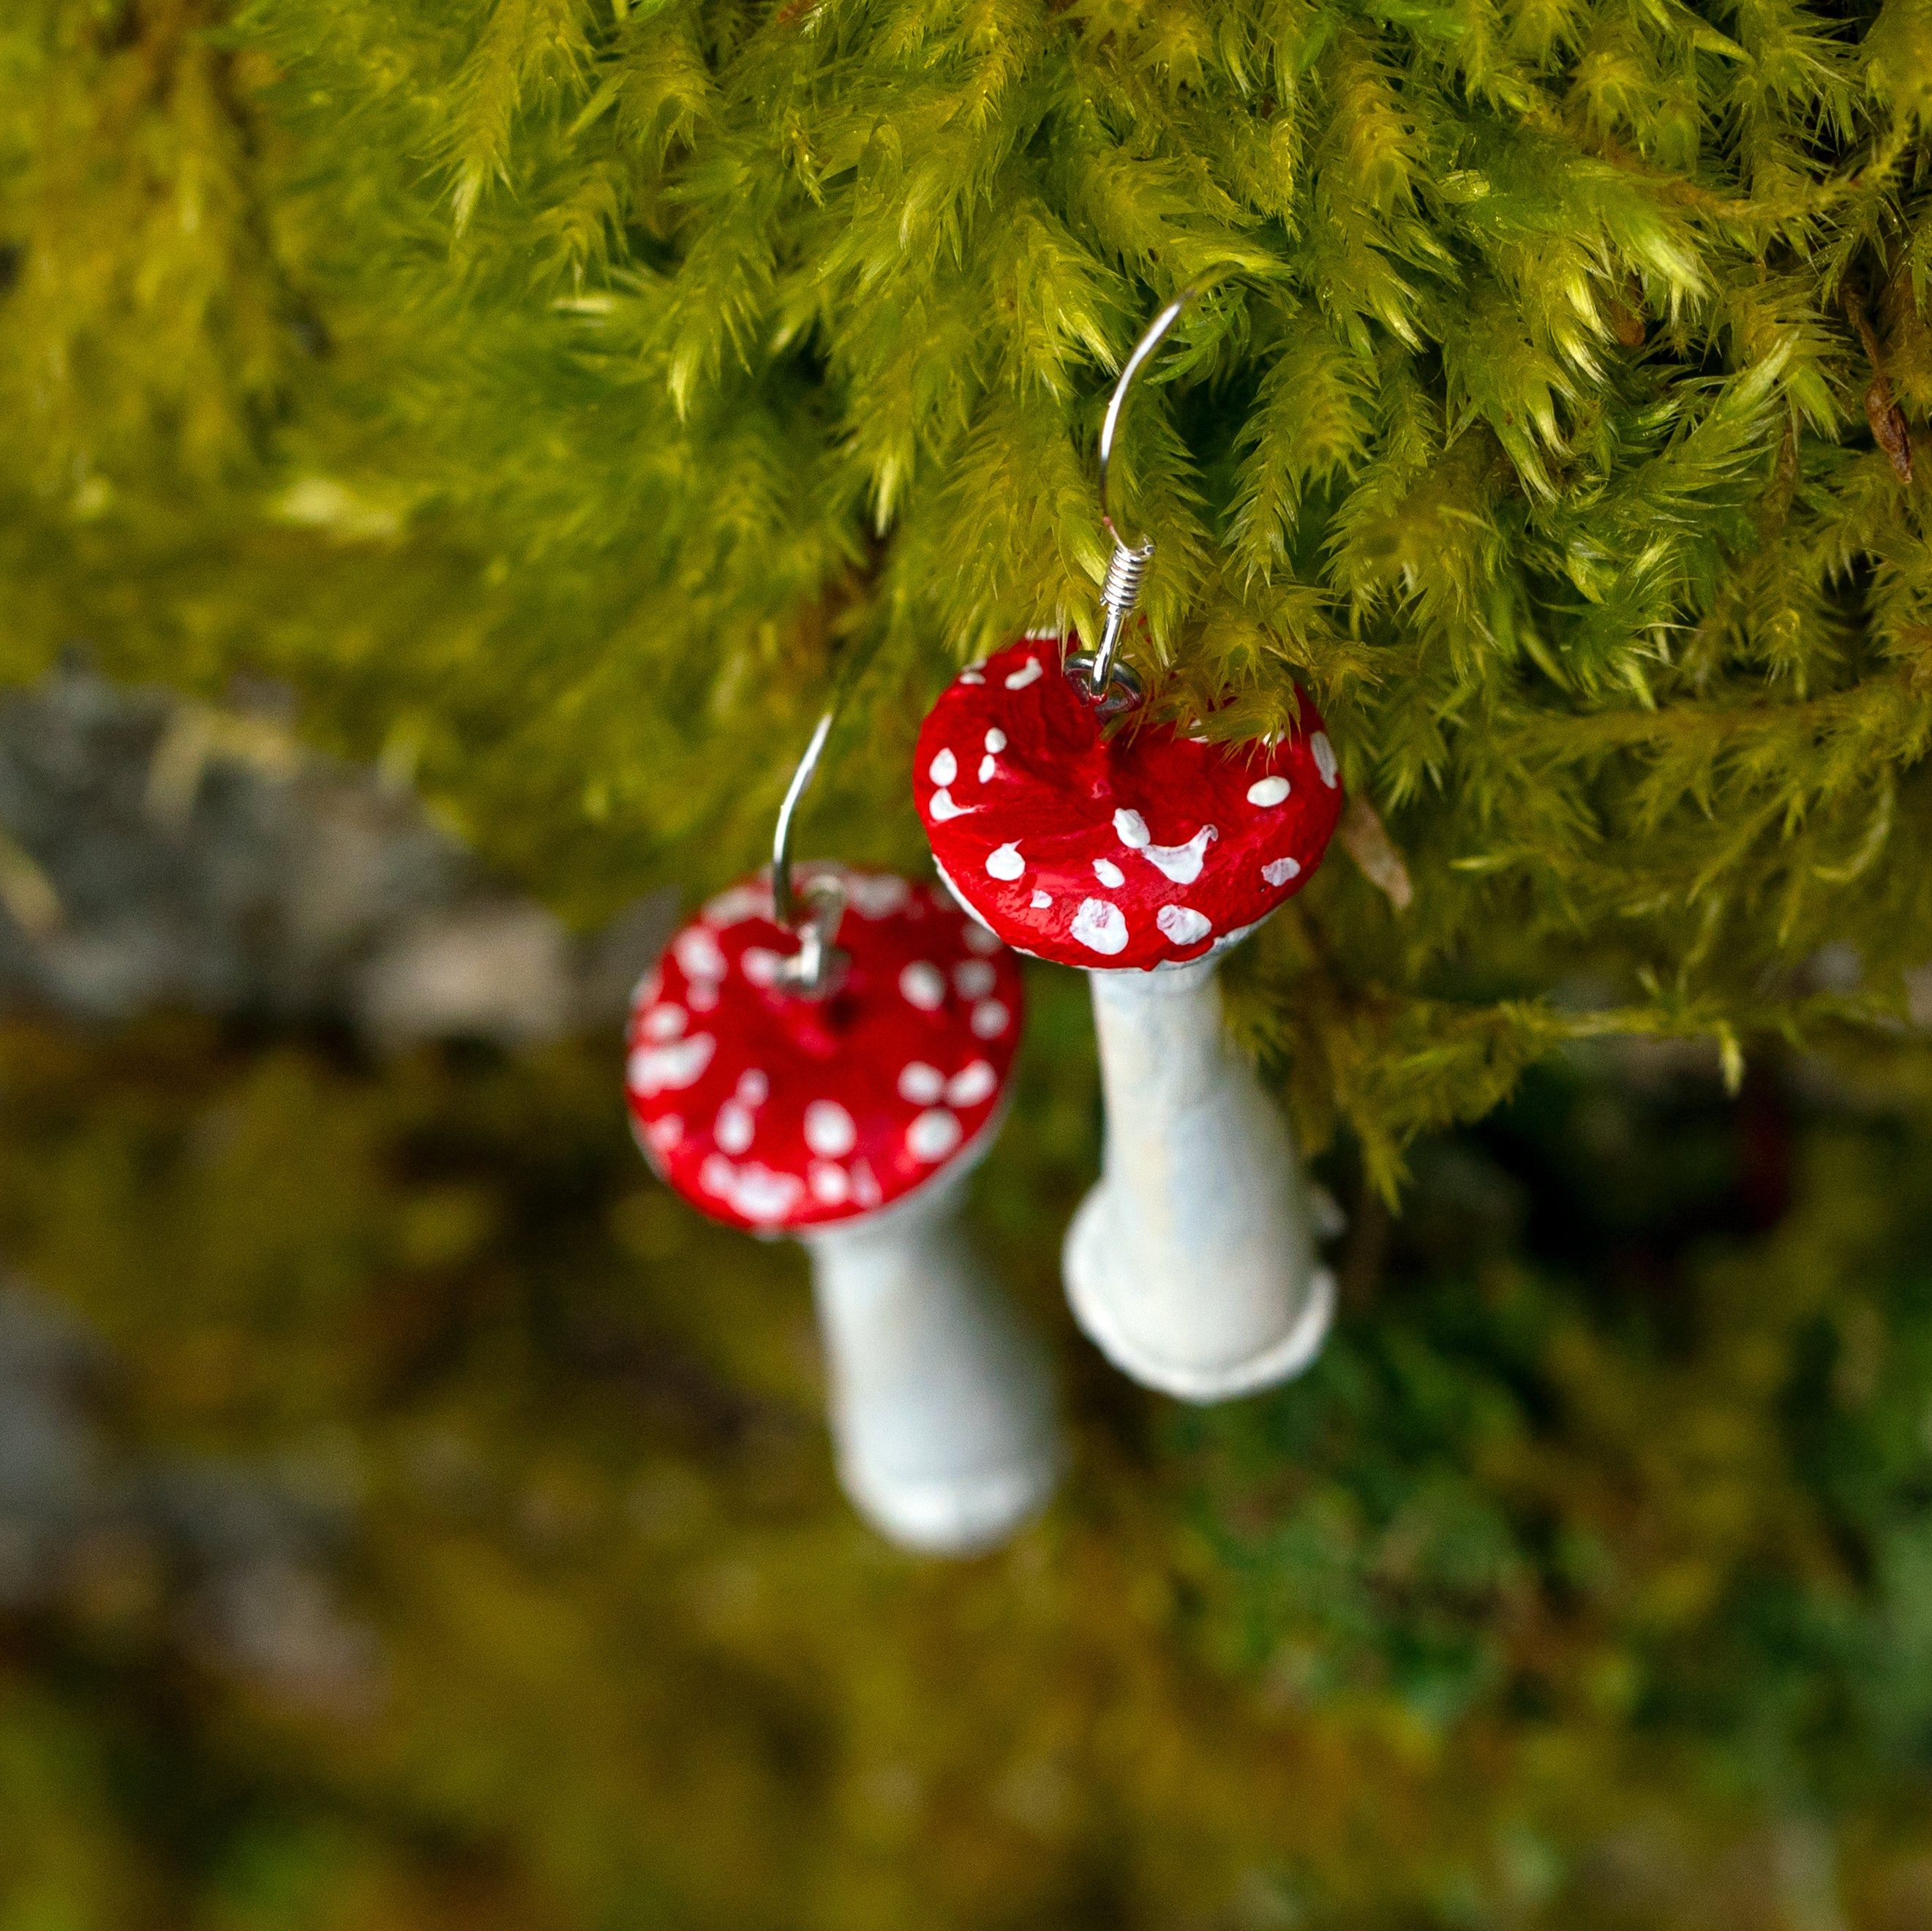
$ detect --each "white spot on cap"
[808,1162,850,1205]
[1157,906,1212,946]
[898,1061,945,1104]
[1247,776,1290,808]
[986,843,1024,881]
[739,946,782,987]
[1113,809,1150,848]
[1030,890,1051,910]
[954,959,996,999]
[1312,732,1339,787]
[907,1108,962,1162]
[688,982,719,1012]
[1071,899,1129,955]
[900,961,946,1010]
[928,747,958,786]
[845,874,909,919]
[959,669,985,685]
[1142,825,1218,885]
[703,884,768,927]
[947,1061,998,1107]
[1094,858,1124,887]
[985,729,1007,752]
[928,787,974,821]
[1004,656,1043,690]
[730,1164,804,1224]
[961,922,1002,955]
[978,754,997,782]
[640,1004,687,1042]
[1263,857,1302,887]
[645,1115,683,1153]
[971,999,1010,1038]
[673,927,726,980]
[628,1034,715,1096]
[851,1159,883,1208]
[804,1099,857,1158]
[715,1099,755,1155]
[700,1153,733,1197]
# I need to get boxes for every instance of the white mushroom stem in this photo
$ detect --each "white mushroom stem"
[800,1167,1061,1554]
[1063,955,1334,1403]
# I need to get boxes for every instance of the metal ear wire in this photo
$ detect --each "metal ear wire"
[1069,278,1235,707]
[770,708,849,998]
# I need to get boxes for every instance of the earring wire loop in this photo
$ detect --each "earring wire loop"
[769,707,848,998]
[1076,276,1232,703]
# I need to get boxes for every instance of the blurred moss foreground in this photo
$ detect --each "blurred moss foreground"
[4,982,1932,1931]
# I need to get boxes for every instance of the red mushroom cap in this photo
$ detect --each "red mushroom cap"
[913,638,1344,971]
[625,865,1024,1235]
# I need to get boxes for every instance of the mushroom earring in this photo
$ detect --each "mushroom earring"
[626,713,1062,1553]
[914,290,1345,1404]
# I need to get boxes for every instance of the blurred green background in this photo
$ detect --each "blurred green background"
[6,801,1932,1927]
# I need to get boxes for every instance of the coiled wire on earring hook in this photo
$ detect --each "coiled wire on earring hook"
[1066,276,1232,710]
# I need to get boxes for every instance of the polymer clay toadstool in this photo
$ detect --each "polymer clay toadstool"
[625,856,1061,1552]
[914,638,1345,1401]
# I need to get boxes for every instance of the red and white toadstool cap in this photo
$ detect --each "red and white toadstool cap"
[625,865,1025,1235]
[913,638,1345,972]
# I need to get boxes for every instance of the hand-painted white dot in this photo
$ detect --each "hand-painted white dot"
[970,998,1011,1039]
[946,1060,998,1107]
[928,747,958,786]
[803,1099,857,1158]
[1004,656,1044,690]
[1142,825,1217,884]
[898,1061,945,1104]
[907,1107,963,1162]
[1030,889,1051,910]
[1262,856,1301,887]
[640,1004,687,1041]
[986,843,1024,881]
[843,873,909,919]
[899,961,946,1011]
[715,1099,756,1155]
[673,927,726,980]
[928,787,973,821]
[1157,905,1211,946]
[1247,775,1290,808]
[953,959,996,999]
[1071,899,1129,955]
[1093,858,1124,888]
[702,883,769,927]
[984,729,1007,753]
[628,1032,715,1096]
[729,1164,805,1224]
[738,946,781,987]
[1113,808,1150,848]
[1312,732,1339,787]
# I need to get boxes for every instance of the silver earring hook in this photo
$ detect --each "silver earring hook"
[769,708,848,998]
[1068,279,1222,709]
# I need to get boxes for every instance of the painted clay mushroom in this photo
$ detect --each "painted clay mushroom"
[914,636,1345,1402]
[625,862,1061,1552]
